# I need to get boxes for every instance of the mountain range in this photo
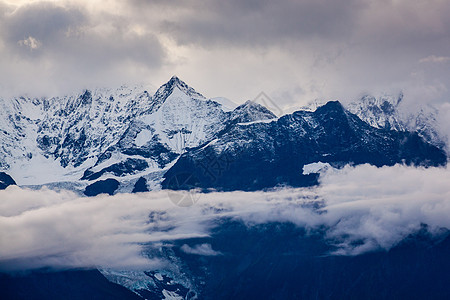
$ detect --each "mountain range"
[1,77,449,299]
[0,76,447,195]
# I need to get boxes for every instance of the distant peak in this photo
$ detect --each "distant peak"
[239,100,273,110]
[359,92,403,107]
[165,75,194,92]
[313,100,345,115]
[170,74,180,80]
[152,76,205,104]
[168,75,182,84]
[322,100,344,109]
[237,100,265,110]
[230,100,276,123]
[243,100,256,106]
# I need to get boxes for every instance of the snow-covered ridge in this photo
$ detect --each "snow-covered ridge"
[347,93,405,131]
[0,78,446,193]
[346,93,445,149]
[300,93,446,150]
[0,84,155,185]
[0,76,275,190]
[211,97,239,112]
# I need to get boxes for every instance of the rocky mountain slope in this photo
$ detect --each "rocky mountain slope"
[347,93,446,149]
[0,78,447,194]
[0,76,276,194]
[163,101,447,191]
[1,78,449,299]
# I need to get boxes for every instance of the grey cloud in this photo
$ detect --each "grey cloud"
[0,1,166,96]
[318,164,450,254]
[134,0,450,112]
[157,0,366,47]
[4,2,86,44]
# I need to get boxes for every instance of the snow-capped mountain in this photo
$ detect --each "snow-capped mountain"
[80,76,233,194]
[0,76,276,193]
[347,93,405,131]
[1,78,449,299]
[163,101,446,191]
[0,84,154,186]
[347,93,446,149]
[0,77,447,194]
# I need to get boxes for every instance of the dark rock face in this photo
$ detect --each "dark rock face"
[0,269,142,300]
[84,178,120,196]
[132,177,149,193]
[163,101,447,191]
[82,158,149,181]
[167,221,450,300]
[0,172,16,190]
[2,223,449,300]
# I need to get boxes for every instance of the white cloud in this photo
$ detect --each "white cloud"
[0,187,207,271]
[17,36,41,50]
[318,164,450,254]
[180,243,222,256]
[0,164,449,271]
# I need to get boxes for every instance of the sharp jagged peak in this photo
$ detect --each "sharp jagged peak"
[152,75,205,105]
[168,75,182,84]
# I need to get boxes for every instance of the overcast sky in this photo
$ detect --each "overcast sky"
[1,0,449,110]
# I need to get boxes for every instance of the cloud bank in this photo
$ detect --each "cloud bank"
[1,164,449,271]
[0,0,449,112]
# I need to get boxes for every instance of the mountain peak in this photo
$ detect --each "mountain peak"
[165,75,202,96]
[168,75,182,85]
[163,75,185,90]
[347,93,405,131]
[315,100,344,113]
[152,76,205,106]
[229,100,277,123]
[239,100,276,112]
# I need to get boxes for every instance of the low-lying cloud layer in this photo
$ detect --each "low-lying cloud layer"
[1,164,449,271]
